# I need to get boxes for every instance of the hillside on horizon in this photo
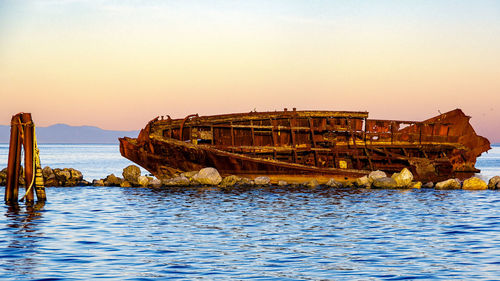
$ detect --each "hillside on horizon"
[0,124,139,144]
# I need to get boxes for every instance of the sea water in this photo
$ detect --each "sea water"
[0,144,499,280]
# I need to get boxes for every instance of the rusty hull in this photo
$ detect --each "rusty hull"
[119,109,490,183]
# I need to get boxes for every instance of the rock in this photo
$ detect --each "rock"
[79,180,91,186]
[488,176,500,190]
[462,177,487,190]
[0,168,8,186]
[123,165,141,184]
[192,167,222,185]
[69,169,83,182]
[220,175,241,187]
[435,178,461,190]
[92,179,105,186]
[305,179,319,188]
[181,171,198,179]
[164,175,191,186]
[104,174,122,186]
[120,181,132,187]
[254,176,271,186]
[391,168,413,188]
[149,178,162,188]
[238,177,253,187]
[42,166,53,178]
[41,166,58,186]
[325,178,343,188]
[137,176,149,187]
[410,181,422,189]
[356,176,371,187]
[372,177,399,189]
[368,170,387,183]
[53,168,71,183]
[277,180,288,186]
[423,182,434,188]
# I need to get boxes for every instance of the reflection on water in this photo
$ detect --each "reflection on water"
[3,201,45,277]
[1,186,498,280]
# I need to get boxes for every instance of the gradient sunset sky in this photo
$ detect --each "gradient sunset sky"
[1,1,499,142]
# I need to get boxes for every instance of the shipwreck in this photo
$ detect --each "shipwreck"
[119,108,490,183]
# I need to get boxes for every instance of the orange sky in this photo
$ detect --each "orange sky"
[1,1,499,142]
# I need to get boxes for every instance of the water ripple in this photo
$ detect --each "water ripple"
[1,187,498,280]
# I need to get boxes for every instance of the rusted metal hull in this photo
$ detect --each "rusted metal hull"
[119,109,490,183]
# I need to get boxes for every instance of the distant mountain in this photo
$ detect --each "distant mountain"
[0,124,139,144]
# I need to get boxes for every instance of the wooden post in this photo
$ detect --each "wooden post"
[5,112,46,203]
[21,113,35,203]
[5,115,22,203]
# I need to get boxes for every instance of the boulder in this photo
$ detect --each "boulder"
[435,178,461,190]
[254,176,271,186]
[0,168,8,186]
[79,180,91,186]
[462,177,487,190]
[356,176,371,187]
[164,175,190,186]
[69,169,83,182]
[104,174,122,186]
[368,170,387,183]
[53,168,71,183]
[149,178,162,188]
[423,182,434,188]
[192,167,222,185]
[325,178,343,188]
[120,181,132,187]
[181,171,198,179]
[305,179,319,188]
[488,176,500,190]
[391,168,413,188]
[41,166,58,186]
[238,177,253,187]
[372,177,399,189]
[123,165,141,184]
[92,179,105,186]
[410,181,422,189]
[277,180,288,186]
[42,166,53,178]
[220,175,241,187]
[137,176,149,187]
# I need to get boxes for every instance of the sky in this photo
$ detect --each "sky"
[1,0,499,142]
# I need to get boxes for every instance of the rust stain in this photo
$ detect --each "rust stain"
[119,109,490,183]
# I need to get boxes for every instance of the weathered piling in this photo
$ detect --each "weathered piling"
[21,113,35,202]
[5,115,22,203]
[4,113,46,203]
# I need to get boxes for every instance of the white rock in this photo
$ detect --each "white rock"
[391,168,413,187]
[368,170,387,183]
[325,178,343,188]
[192,167,222,185]
[137,176,149,187]
[435,178,461,190]
[356,176,370,187]
[254,176,271,186]
[149,178,162,188]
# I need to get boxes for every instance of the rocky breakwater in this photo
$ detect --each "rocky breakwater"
[93,165,162,188]
[94,166,348,189]
[0,166,89,187]
[353,168,499,191]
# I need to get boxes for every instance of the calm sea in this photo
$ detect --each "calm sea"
[0,144,499,280]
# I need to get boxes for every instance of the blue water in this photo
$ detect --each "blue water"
[0,144,499,280]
